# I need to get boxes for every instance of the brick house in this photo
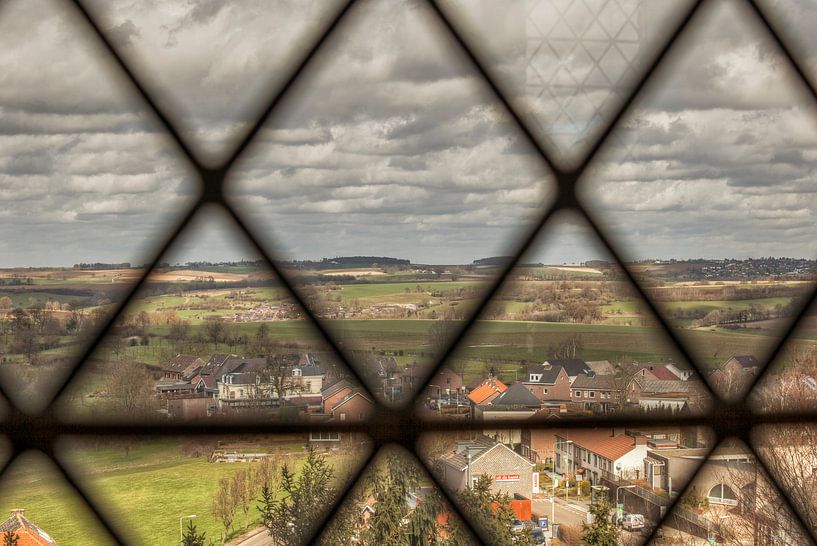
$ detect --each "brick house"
[521,364,571,402]
[424,367,464,399]
[0,509,57,545]
[321,379,358,414]
[570,373,618,414]
[329,391,375,423]
[520,428,566,463]
[436,435,535,499]
[723,355,760,376]
[162,353,206,381]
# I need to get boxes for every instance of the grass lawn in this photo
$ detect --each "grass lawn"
[0,451,117,545]
[660,297,794,316]
[31,438,365,545]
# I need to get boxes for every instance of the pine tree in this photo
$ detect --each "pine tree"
[456,475,524,546]
[260,447,338,545]
[181,519,207,546]
[2,531,19,546]
[581,495,619,545]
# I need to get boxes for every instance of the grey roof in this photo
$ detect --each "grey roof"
[525,364,565,384]
[223,372,259,385]
[731,355,760,368]
[321,378,356,397]
[586,360,615,375]
[439,435,533,471]
[639,379,707,395]
[214,357,267,381]
[491,383,541,407]
[544,358,591,376]
[571,373,617,390]
[296,364,325,376]
[439,435,498,469]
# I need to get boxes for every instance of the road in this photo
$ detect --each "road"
[230,528,272,546]
[532,496,589,530]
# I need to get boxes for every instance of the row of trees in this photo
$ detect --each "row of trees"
[207,448,342,545]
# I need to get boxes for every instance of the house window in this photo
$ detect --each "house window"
[310,431,341,442]
[708,484,738,506]
[589,391,595,398]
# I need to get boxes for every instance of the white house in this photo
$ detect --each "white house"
[554,429,648,486]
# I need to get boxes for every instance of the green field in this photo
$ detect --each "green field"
[661,297,793,315]
[0,439,364,545]
[333,281,482,300]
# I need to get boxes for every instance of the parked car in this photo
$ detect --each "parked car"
[530,528,546,546]
[620,513,645,531]
[511,519,525,533]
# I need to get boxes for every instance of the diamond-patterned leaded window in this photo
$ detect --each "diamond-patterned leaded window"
[2,0,817,545]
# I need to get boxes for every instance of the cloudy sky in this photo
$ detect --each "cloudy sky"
[437,0,696,169]
[4,0,817,268]
[580,0,817,261]
[0,0,199,268]
[521,209,610,265]
[226,0,556,265]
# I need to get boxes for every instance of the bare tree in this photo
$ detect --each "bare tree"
[233,469,254,530]
[212,476,237,544]
[105,359,157,416]
[753,425,817,534]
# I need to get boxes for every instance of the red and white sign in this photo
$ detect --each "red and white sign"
[495,473,520,482]
[532,471,540,493]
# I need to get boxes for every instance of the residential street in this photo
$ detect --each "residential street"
[532,495,590,531]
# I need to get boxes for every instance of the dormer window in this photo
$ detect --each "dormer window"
[292,368,303,377]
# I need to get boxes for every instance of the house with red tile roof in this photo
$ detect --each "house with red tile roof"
[554,429,648,485]
[0,509,57,545]
[467,378,507,406]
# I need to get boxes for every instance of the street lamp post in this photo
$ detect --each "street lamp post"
[562,440,574,501]
[179,514,197,544]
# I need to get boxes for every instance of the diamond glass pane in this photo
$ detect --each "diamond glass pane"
[0,0,200,413]
[752,424,817,535]
[0,450,117,545]
[317,444,479,545]
[418,426,712,545]
[77,0,349,167]
[56,204,369,424]
[417,209,711,422]
[578,0,817,402]
[655,438,812,545]
[57,434,373,545]
[436,0,697,170]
